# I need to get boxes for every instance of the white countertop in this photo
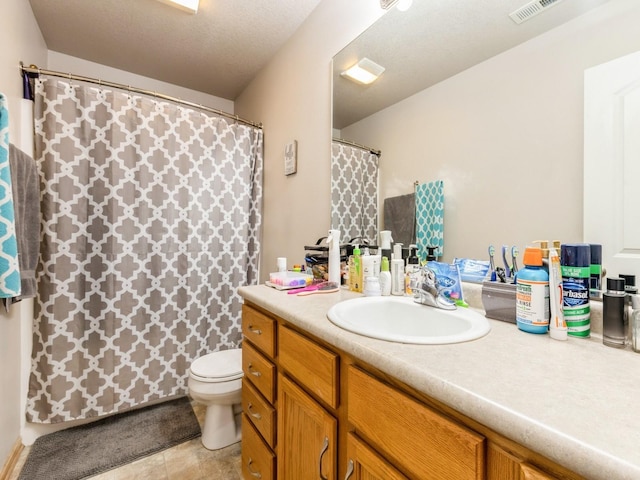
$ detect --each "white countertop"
[238,283,640,480]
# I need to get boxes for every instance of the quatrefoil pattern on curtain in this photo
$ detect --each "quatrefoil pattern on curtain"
[27,78,263,423]
[330,142,379,244]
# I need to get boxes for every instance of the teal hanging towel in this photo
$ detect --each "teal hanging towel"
[415,180,444,261]
[0,93,21,298]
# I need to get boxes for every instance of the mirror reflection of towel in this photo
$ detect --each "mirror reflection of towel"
[383,193,415,247]
[415,180,444,259]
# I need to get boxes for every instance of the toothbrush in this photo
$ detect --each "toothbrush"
[297,282,339,296]
[488,245,497,281]
[511,246,519,276]
[501,245,511,278]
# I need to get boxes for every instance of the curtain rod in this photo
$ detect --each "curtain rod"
[332,137,381,156]
[20,64,263,130]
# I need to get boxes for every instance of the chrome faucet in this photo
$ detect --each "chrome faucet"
[413,266,456,310]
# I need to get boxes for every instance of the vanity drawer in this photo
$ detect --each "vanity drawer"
[278,325,339,409]
[242,378,276,448]
[242,304,276,358]
[347,366,485,480]
[243,341,276,403]
[242,414,275,480]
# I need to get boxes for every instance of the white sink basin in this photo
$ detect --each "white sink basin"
[327,296,491,345]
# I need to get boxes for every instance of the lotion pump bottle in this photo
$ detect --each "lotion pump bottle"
[349,246,363,293]
[391,243,405,296]
[405,245,420,295]
[327,229,341,286]
[379,257,391,296]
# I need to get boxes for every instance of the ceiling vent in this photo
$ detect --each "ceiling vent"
[509,0,565,24]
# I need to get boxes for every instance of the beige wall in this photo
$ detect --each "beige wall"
[235,0,383,281]
[341,0,640,263]
[0,0,47,467]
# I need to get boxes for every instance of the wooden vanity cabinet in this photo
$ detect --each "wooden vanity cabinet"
[347,365,485,480]
[487,444,557,480]
[277,324,340,480]
[241,305,277,480]
[278,373,338,479]
[240,302,582,480]
[344,432,409,480]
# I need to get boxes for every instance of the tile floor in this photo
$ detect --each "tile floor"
[9,402,242,480]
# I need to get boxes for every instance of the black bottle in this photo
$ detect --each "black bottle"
[603,277,626,348]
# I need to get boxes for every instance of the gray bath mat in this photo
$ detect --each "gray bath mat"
[18,396,201,480]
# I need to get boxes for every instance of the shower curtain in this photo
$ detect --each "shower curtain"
[330,142,378,244]
[26,77,263,423]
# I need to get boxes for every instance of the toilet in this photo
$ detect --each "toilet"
[188,348,243,450]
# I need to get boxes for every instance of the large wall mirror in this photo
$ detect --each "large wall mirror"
[330,0,640,274]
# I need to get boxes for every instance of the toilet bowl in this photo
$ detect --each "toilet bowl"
[188,348,243,450]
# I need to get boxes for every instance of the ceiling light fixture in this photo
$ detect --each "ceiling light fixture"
[341,58,385,85]
[157,0,199,14]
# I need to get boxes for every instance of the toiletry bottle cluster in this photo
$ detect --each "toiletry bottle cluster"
[511,240,640,351]
[515,241,594,340]
[346,230,425,298]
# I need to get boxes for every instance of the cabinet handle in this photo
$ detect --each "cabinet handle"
[343,459,354,480]
[247,458,262,478]
[318,436,330,480]
[247,402,262,419]
[247,363,262,377]
[248,325,262,335]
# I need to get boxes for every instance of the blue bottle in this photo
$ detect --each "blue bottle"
[516,247,550,334]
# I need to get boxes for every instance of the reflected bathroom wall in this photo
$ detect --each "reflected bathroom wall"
[333,0,640,263]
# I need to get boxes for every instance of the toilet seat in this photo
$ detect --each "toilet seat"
[190,348,243,383]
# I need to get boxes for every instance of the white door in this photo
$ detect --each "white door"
[584,50,640,284]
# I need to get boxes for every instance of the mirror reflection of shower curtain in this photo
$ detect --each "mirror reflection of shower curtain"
[331,142,379,244]
[27,77,263,423]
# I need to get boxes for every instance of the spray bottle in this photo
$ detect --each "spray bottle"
[379,230,393,265]
[327,229,341,286]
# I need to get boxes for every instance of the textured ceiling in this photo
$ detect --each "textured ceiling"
[333,0,613,129]
[28,0,322,100]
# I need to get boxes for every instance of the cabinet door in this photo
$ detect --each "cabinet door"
[278,373,337,480]
[487,443,520,480]
[520,463,555,480]
[348,366,485,480]
[487,443,555,480]
[344,433,408,480]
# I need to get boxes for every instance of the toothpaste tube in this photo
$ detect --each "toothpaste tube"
[548,248,568,341]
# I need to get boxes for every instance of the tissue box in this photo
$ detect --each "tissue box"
[481,281,516,324]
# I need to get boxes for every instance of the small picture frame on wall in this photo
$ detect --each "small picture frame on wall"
[284,140,297,176]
